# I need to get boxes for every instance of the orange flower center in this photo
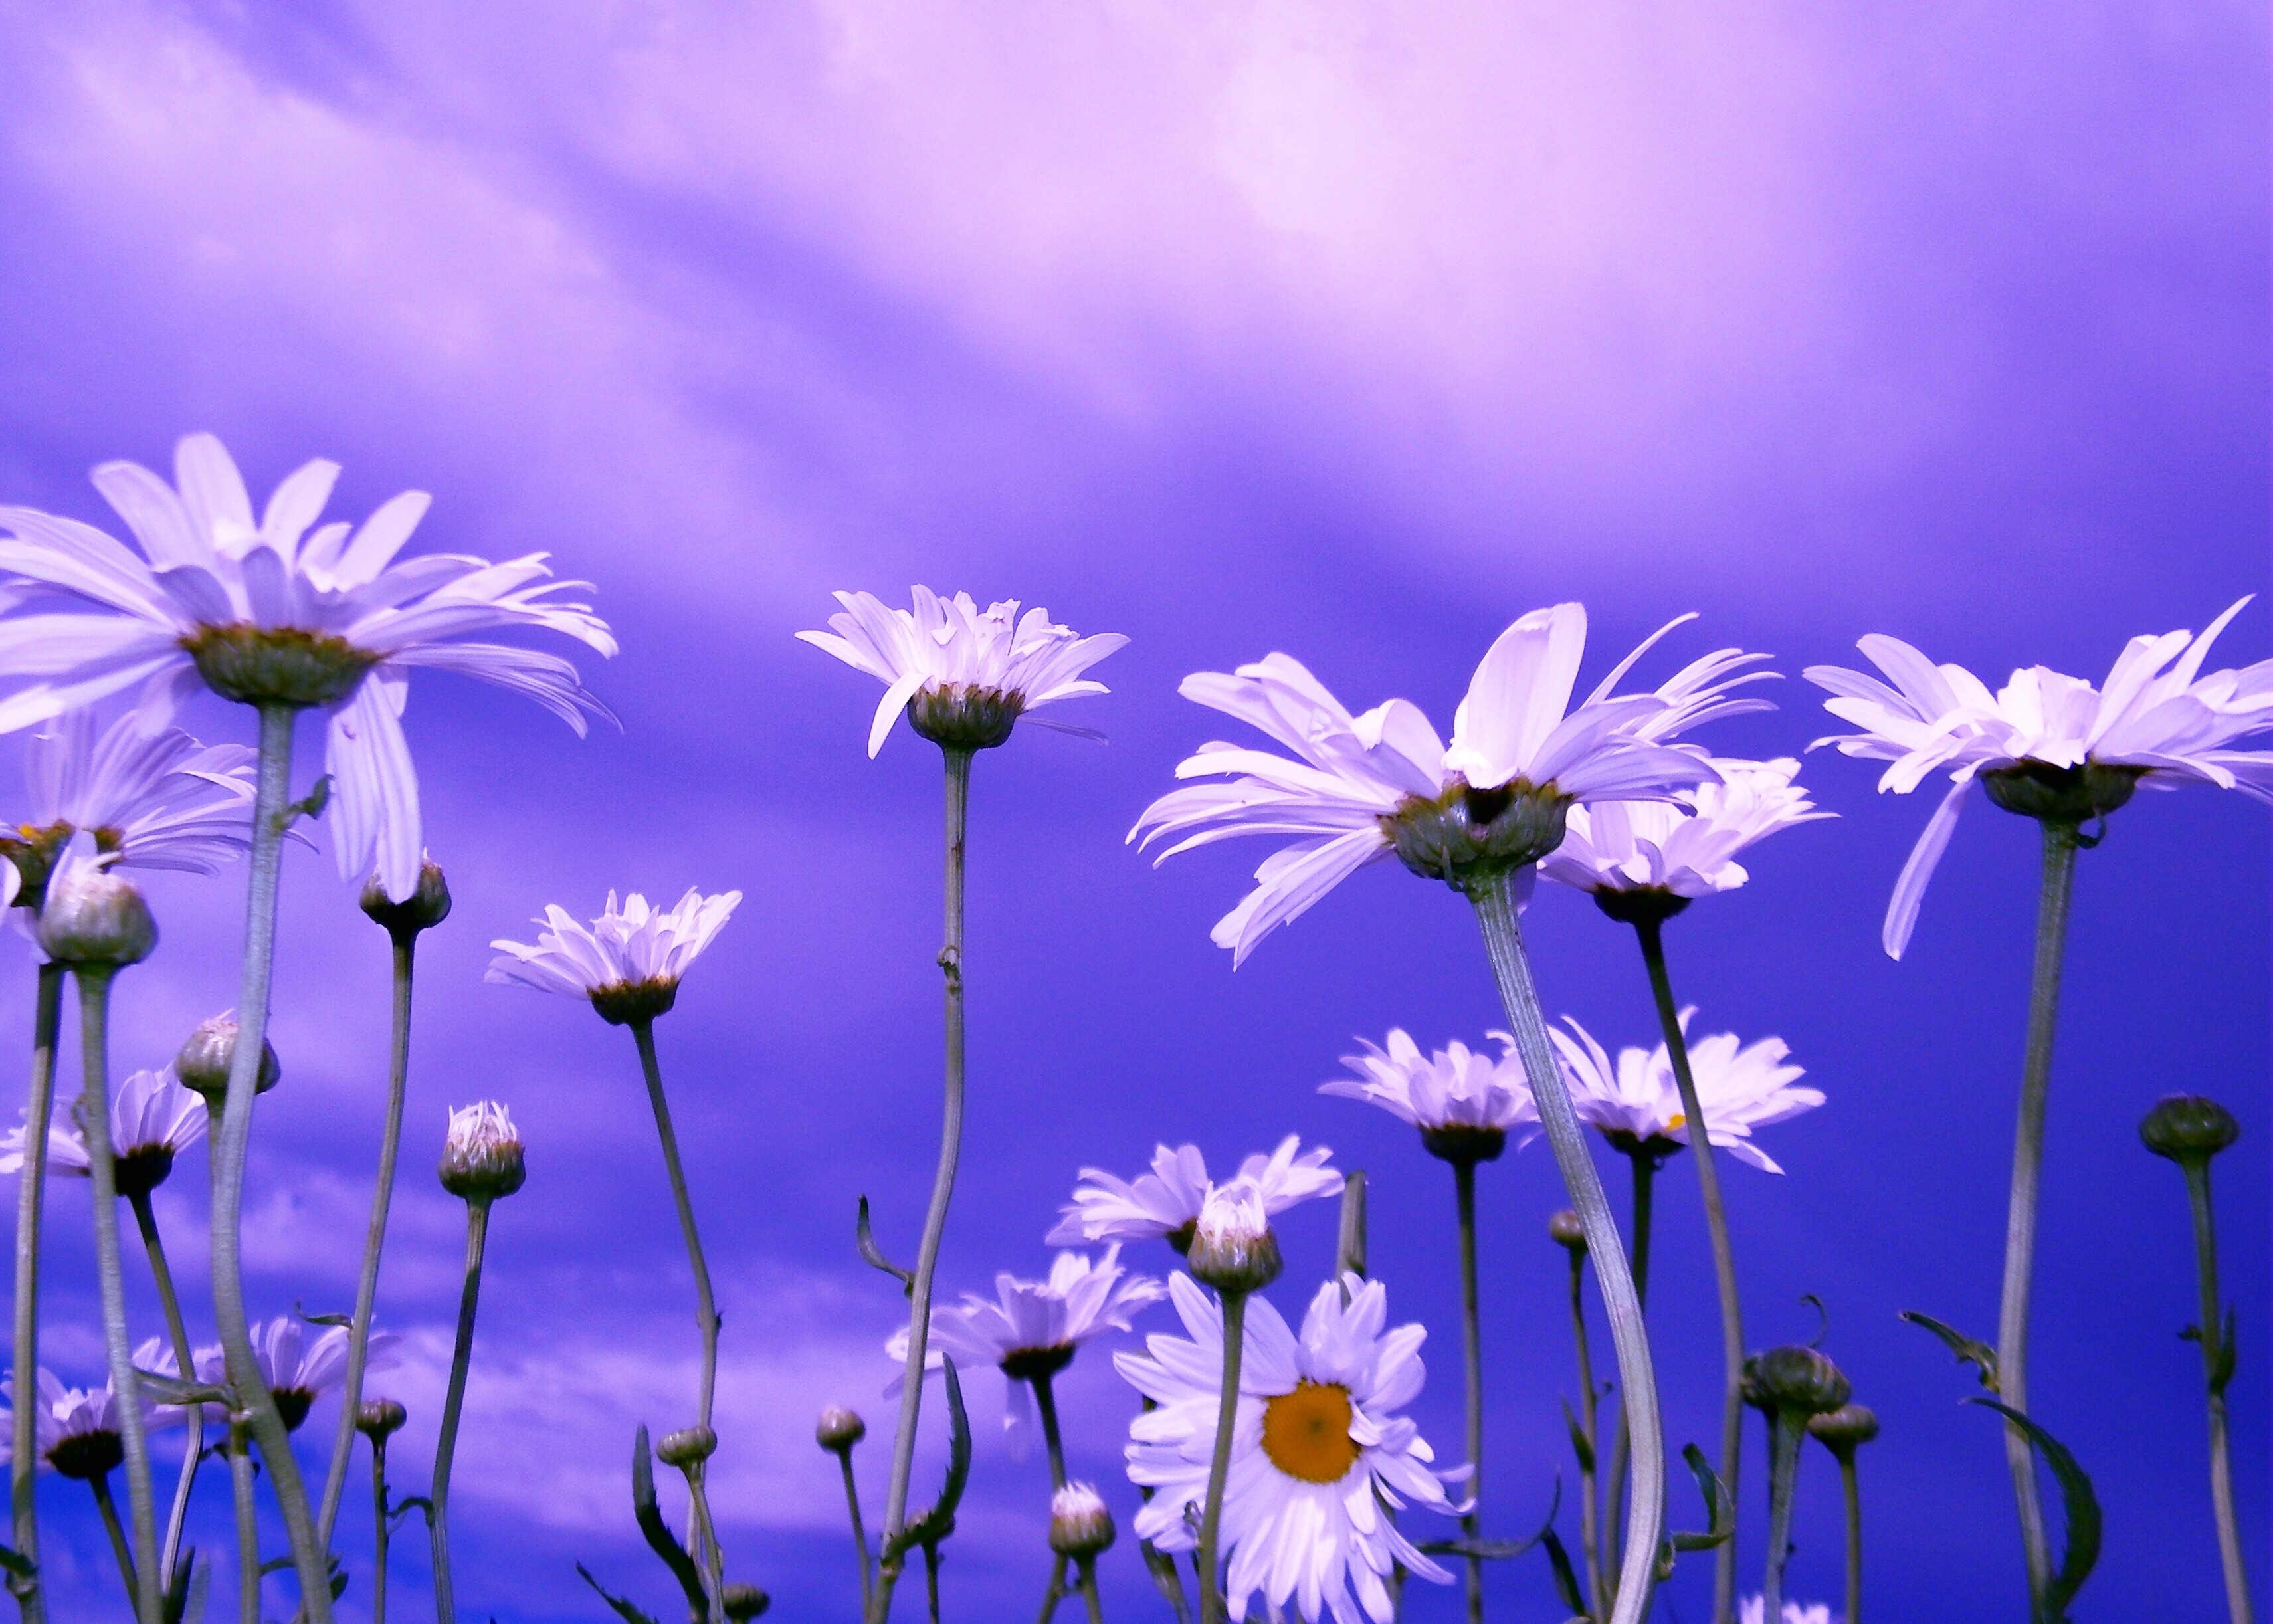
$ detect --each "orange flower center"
[1260,1380,1360,1484]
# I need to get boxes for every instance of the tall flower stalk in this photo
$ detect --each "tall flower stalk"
[1807,1403,1878,1624]
[126,1189,201,1593]
[1549,1212,1609,1617]
[8,962,63,1620]
[357,1400,408,1624]
[1746,1348,1849,1624]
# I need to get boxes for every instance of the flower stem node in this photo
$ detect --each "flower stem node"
[1547,1209,1587,1253]
[1047,1482,1117,1559]
[1980,761,2145,826]
[907,686,1023,752]
[1387,781,1570,894]
[1591,886,1692,928]
[36,865,156,966]
[361,860,452,937]
[1419,1124,1507,1166]
[1806,1403,1880,1459]
[439,1102,526,1201]
[815,1405,867,1453]
[174,1013,282,1101]
[1745,1346,1852,1418]
[655,1425,718,1469]
[1185,1186,1283,1296]
[588,977,679,1027]
[2139,1095,2241,1166]
[183,625,380,710]
[355,1399,409,1443]
[720,1583,771,1621]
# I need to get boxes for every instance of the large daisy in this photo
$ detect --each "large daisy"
[1046,1136,1342,1253]
[1547,1012,1821,1173]
[0,433,614,899]
[1118,1274,1457,1623]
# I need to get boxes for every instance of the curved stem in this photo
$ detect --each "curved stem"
[1196,1290,1249,1624]
[1471,876,1664,1624]
[1601,1150,1655,1590]
[320,933,418,1551]
[2183,1161,2253,1624]
[837,1449,873,1617]
[1567,1243,1605,1621]
[1634,918,1747,1624]
[371,1435,392,1624]
[1761,1414,1803,1621]
[1998,821,2078,1606]
[90,1474,138,1602]
[874,746,974,1624]
[1840,1451,1862,1624]
[229,1421,258,1624]
[1452,1158,1486,1623]
[128,1191,203,1595]
[9,962,63,1623]
[209,702,331,1620]
[76,967,161,1624]
[629,1019,720,1435]
[429,1196,491,1624]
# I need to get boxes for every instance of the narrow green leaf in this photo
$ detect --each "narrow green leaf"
[629,1424,709,1619]
[856,1197,916,1296]
[578,1563,664,1624]
[1562,1397,1595,1475]
[890,1356,975,1561]
[1539,1526,1587,1617]
[1901,1309,1999,1392]
[134,1368,231,1410]
[1969,1398,2102,1621]
[1668,1441,1735,1554]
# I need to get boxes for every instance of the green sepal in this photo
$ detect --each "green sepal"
[1969,1398,2101,1623]
[1901,1309,1999,1391]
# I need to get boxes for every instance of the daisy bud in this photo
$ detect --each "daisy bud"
[37,864,156,967]
[655,1425,718,1468]
[1745,1346,1851,1418]
[439,1102,526,1202]
[1979,761,2143,825]
[1547,1209,1587,1252]
[361,859,453,938]
[815,1405,867,1453]
[175,1014,282,1102]
[1807,1403,1880,1459]
[1047,1481,1116,1558]
[1186,1184,1281,1295]
[2139,1095,2240,1167]
[722,1583,771,1621]
[908,685,1024,752]
[356,1398,409,1442]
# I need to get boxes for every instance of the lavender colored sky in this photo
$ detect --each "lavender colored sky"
[0,2,2266,1620]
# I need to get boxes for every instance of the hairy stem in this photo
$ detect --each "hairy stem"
[90,1474,138,1603]
[1998,821,2078,1605]
[1197,1290,1249,1624]
[229,1421,258,1624]
[128,1191,203,1595]
[1471,875,1664,1624]
[9,961,63,1622]
[1453,1157,1486,1623]
[1601,1150,1655,1589]
[320,933,419,1551]
[429,1195,491,1624]
[1840,1451,1863,1624]
[1634,918,1747,1624]
[2183,1160,2253,1624]
[874,746,973,1624]
[1761,1414,1804,1622]
[1567,1241,1605,1621]
[209,702,330,1619]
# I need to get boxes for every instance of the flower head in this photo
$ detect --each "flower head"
[1046,1136,1342,1253]
[1739,1602,1836,1624]
[487,887,740,1024]
[1547,1011,1821,1172]
[440,1100,526,1201]
[1539,757,1832,902]
[35,840,157,967]
[1048,1481,1116,1558]
[198,1318,401,1433]
[0,433,615,900]
[1321,1029,1535,1162]
[1132,606,1771,964]
[798,587,1127,757]
[1807,597,2273,957]
[0,1341,183,1480]
[1,1066,206,1199]
[1118,1273,1458,1623]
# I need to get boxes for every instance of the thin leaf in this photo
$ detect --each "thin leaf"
[890,1356,975,1562]
[293,1300,353,1330]
[630,1424,710,1620]
[1417,1474,1561,1562]
[1668,1442,1735,1556]
[578,1563,664,1624]
[1969,1398,2102,1621]
[1901,1309,1999,1392]
[162,1546,197,1624]
[1539,1526,1587,1617]
[1799,1293,1830,1348]
[134,1368,231,1410]
[857,1197,915,1296]
[1561,1397,1595,1475]
[0,1539,33,1600]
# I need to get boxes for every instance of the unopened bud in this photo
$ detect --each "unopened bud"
[439,1102,526,1201]
[356,1399,409,1441]
[174,1014,281,1102]
[1185,1184,1282,1296]
[816,1405,867,1453]
[1745,1346,1851,1417]
[1547,1210,1587,1252]
[361,859,453,938]
[2140,1095,2240,1166]
[721,1584,770,1621]
[37,864,156,967]
[656,1425,718,1469]
[1807,1403,1880,1457]
[1048,1481,1116,1558]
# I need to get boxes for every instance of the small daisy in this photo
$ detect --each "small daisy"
[1740,1600,1836,1624]
[1118,1274,1458,1623]
[0,1066,205,1198]
[1807,597,2273,957]
[1047,1136,1343,1253]
[1547,1012,1821,1173]
[197,1318,401,1434]
[0,1341,183,1480]
[486,887,741,1023]
[798,587,1127,757]
[1537,757,1832,901]
[1320,1029,1535,1161]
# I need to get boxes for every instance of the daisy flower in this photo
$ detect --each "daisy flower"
[0,1341,183,1480]
[1132,605,1772,964]
[197,1318,401,1434]
[0,1066,205,1198]
[1740,1601,1836,1624]
[1320,1029,1535,1162]
[1118,1273,1458,1623]
[1807,597,2273,957]
[1046,1136,1343,1253]
[0,432,615,900]
[486,887,741,1024]
[798,587,1127,757]
[1547,1012,1821,1173]
[1537,757,1832,903]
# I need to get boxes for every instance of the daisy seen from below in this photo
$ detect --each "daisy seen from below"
[196,1318,401,1435]
[1119,1273,1458,1624]
[1046,1136,1343,1254]
[1548,1012,1820,1173]
[0,1343,184,1480]
[487,887,741,1024]
[1537,756,1832,905]
[0,1066,204,1197]
[1321,1029,1533,1162]
[797,586,1127,757]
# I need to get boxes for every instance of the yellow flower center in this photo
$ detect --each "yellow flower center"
[1260,1380,1360,1484]
[1666,1112,1687,1132]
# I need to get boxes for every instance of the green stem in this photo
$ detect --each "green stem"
[1471,875,1664,1624]
[229,1421,258,1624]
[209,702,331,1620]
[836,1448,872,1616]
[1634,918,1747,1624]
[1997,821,2078,1606]
[682,1463,727,1617]
[2183,1161,2253,1624]
[128,1191,203,1596]
[9,961,62,1623]
[429,1195,491,1624]
[1840,1451,1863,1624]
[1453,1158,1485,1624]
[319,933,418,1552]
[1567,1242,1605,1622]
[874,746,974,1624]
[75,967,161,1624]
[1761,1413,1803,1621]
[924,1543,943,1624]
[1034,1373,1071,1624]
[1601,1150,1655,1590]
[1075,1558,1105,1624]
[371,1435,392,1624]
[1196,1290,1249,1624]
[90,1474,138,1603]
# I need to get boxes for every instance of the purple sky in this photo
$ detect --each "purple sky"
[0,3,2266,1620]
